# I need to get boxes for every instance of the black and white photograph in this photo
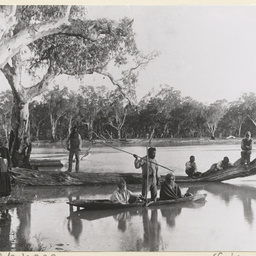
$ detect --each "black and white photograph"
[1,2,256,253]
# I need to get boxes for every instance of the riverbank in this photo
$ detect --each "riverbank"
[32,137,243,147]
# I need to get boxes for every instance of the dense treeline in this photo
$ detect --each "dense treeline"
[0,84,256,141]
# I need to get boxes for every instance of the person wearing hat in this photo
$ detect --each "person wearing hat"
[160,173,183,200]
[241,131,253,166]
[66,126,82,172]
[110,178,140,204]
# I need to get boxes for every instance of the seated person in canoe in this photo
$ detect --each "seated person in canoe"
[110,178,140,204]
[185,155,202,178]
[202,156,233,177]
[160,173,192,200]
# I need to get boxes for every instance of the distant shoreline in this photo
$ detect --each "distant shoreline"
[32,137,244,147]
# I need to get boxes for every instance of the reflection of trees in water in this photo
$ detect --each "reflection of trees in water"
[203,183,256,225]
[16,203,32,251]
[0,210,11,251]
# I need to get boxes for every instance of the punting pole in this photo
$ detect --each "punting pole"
[91,132,174,173]
[100,142,174,173]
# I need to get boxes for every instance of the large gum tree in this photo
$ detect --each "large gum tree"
[0,5,156,167]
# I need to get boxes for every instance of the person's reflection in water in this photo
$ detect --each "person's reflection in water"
[67,195,83,244]
[67,214,83,244]
[113,212,131,232]
[204,183,254,225]
[243,195,254,225]
[161,206,182,228]
[142,209,161,251]
[0,209,11,251]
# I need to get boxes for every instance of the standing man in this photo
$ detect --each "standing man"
[133,147,160,201]
[66,126,82,172]
[241,131,253,167]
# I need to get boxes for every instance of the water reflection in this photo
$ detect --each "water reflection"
[68,191,206,251]
[2,180,256,251]
[0,203,33,251]
[16,204,32,250]
[161,206,181,228]
[141,209,161,251]
[0,210,11,251]
[202,182,256,225]
[114,212,131,232]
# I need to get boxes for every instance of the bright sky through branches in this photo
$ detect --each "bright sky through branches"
[1,5,256,105]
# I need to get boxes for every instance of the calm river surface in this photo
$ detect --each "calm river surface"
[1,143,256,251]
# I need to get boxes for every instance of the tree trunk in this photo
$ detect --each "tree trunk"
[117,129,121,140]
[0,55,51,167]
[88,121,94,141]
[50,116,58,142]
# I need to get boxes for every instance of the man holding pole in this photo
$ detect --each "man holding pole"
[133,147,160,201]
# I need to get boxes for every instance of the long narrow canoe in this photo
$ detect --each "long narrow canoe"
[70,196,206,221]
[67,193,207,211]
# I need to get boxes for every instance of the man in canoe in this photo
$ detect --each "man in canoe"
[160,173,193,200]
[241,131,253,167]
[66,126,82,172]
[185,155,202,178]
[133,147,160,201]
[110,178,140,204]
[201,156,233,177]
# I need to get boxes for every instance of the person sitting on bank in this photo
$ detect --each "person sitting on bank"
[185,155,202,178]
[202,156,233,177]
[241,131,253,166]
[160,173,192,200]
[110,178,140,204]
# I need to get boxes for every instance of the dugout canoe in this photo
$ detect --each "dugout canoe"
[67,193,207,211]
[69,196,206,221]
[10,158,256,186]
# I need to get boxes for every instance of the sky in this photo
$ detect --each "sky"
[1,4,256,104]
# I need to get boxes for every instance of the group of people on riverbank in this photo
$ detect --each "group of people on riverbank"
[110,130,254,205]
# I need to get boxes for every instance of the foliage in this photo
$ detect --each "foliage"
[1,84,256,140]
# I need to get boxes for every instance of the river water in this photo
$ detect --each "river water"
[1,143,256,251]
